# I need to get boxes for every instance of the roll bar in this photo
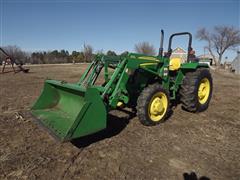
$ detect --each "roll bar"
[167,32,193,62]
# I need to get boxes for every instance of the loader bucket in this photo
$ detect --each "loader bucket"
[31,80,107,142]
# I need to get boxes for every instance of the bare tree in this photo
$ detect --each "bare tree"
[134,42,156,56]
[83,44,93,62]
[0,45,28,64]
[95,49,104,55]
[196,26,240,66]
[106,50,117,56]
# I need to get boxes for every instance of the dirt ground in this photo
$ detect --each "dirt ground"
[0,64,239,180]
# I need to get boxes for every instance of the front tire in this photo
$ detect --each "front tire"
[180,68,213,112]
[137,84,170,126]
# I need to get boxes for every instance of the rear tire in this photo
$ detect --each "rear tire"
[180,68,213,112]
[137,84,170,126]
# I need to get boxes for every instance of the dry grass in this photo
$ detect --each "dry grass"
[0,64,239,180]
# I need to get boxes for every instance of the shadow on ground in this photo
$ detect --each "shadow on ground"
[71,109,135,148]
[183,172,210,180]
[71,104,176,148]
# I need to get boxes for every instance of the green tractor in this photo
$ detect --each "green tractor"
[31,30,213,142]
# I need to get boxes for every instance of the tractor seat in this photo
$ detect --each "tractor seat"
[169,57,181,71]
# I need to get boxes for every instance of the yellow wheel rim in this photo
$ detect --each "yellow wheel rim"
[148,92,168,122]
[198,78,210,104]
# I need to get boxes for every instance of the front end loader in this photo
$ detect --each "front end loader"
[31,30,213,142]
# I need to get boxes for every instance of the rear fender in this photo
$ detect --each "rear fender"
[181,62,209,70]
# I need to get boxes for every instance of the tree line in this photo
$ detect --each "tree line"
[0,44,121,65]
[1,25,239,66]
